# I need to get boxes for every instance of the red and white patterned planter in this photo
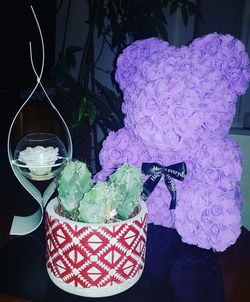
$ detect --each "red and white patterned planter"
[45,198,148,297]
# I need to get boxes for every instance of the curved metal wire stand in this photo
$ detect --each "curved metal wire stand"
[7,5,73,235]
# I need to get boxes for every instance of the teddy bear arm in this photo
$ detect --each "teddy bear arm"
[96,128,144,180]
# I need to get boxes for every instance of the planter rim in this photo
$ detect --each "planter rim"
[46,197,147,227]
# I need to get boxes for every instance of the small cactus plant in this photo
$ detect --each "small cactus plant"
[78,182,121,223]
[58,160,92,220]
[57,161,144,223]
[108,163,144,220]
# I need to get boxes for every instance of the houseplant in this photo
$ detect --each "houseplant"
[48,0,202,170]
[45,160,148,297]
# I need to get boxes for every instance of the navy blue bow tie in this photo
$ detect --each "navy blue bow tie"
[141,162,187,209]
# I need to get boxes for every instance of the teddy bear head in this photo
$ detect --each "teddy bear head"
[115,33,250,153]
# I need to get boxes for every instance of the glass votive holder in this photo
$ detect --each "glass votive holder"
[13,133,68,181]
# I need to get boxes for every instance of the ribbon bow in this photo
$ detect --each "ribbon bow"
[141,162,187,209]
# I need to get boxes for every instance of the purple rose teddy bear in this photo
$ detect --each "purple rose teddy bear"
[95,33,250,251]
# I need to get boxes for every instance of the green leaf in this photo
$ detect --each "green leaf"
[87,101,97,126]
[78,97,88,122]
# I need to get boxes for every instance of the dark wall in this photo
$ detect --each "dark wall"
[194,0,245,39]
[0,0,56,90]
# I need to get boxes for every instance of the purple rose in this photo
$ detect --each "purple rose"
[202,71,222,91]
[114,129,131,149]
[170,77,187,95]
[191,49,203,61]
[149,52,161,64]
[203,168,223,185]
[141,61,159,81]
[132,70,144,84]
[214,59,223,71]
[175,45,189,59]
[193,194,209,211]
[179,61,192,72]
[223,162,242,182]
[155,78,171,94]
[140,46,150,58]
[210,204,224,217]
[205,36,221,55]
[218,41,234,58]
[162,128,180,148]
[155,95,171,113]
[125,142,145,165]
[156,131,171,149]
[136,117,155,139]
[153,112,170,130]
[126,103,145,125]
[127,46,139,60]
[117,54,129,69]
[180,89,201,107]
[172,104,194,121]
[203,113,221,132]
[200,210,213,226]
[191,62,208,78]
[139,97,158,116]
[99,148,121,170]
[124,83,141,98]
[208,223,220,239]
[185,76,200,89]
[175,220,198,244]
[234,39,246,53]
[196,229,211,248]
[226,55,241,70]
[229,70,242,82]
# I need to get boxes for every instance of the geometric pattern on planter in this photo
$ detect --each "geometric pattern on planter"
[45,212,148,289]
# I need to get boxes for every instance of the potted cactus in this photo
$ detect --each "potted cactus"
[45,161,148,297]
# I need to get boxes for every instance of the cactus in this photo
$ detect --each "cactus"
[78,182,121,223]
[56,161,144,223]
[58,160,92,220]
[108,163,144,220]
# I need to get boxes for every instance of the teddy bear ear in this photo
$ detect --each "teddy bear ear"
[218,34,250,96]
[114,37,168,90]
[192,33,250,96]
